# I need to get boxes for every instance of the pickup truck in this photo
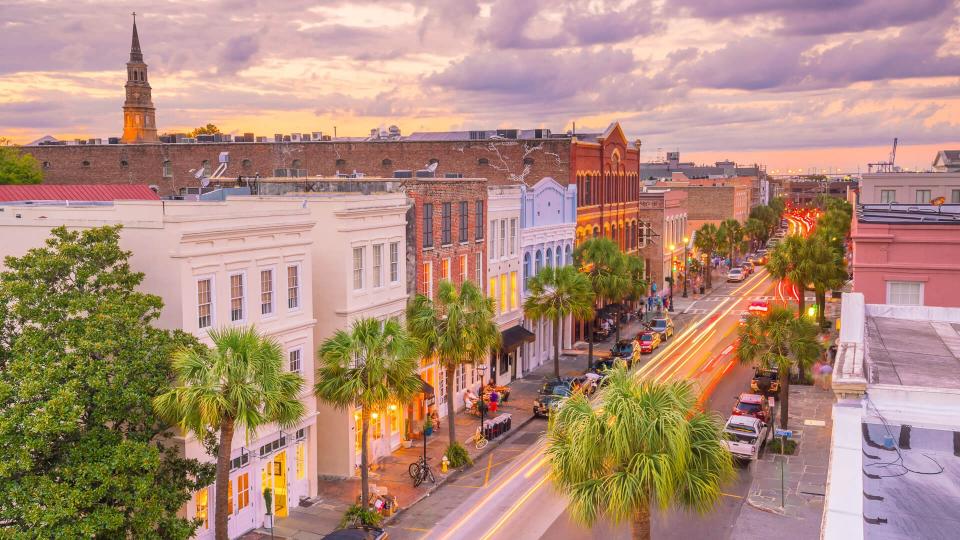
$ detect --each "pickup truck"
[722,415,769,462]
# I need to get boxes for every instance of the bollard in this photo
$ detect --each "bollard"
[441,455,449,474]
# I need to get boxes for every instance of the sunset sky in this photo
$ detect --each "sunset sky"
[1,0,958,171]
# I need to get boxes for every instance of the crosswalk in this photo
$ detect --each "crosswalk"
[682,294,817,315]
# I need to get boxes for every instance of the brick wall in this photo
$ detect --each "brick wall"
[25,139,571,196]
[405,179,488,300]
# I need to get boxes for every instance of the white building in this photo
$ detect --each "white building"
[859,171,960,204]
[823,292,960,540]
[0,199,319,538]
[486,185,529,385]
[519,178,577,372]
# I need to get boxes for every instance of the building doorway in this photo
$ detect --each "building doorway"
[261,451,288,518]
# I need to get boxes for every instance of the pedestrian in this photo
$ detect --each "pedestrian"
[430,409,441,430]
[819,362,833,390]
[489,389,499,413]
[811,359,823,388]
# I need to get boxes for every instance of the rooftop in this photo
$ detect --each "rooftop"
[0,184,159,203]
[861,421,960,540]
[858,204,960,224]
[864,314,960,388]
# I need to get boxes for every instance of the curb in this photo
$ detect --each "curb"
[383,412,540,525]
[745,496,787,516]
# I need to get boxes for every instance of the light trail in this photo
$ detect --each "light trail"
[478,475,551,540]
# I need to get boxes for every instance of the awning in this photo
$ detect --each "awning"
[500,325,536,351]
[419,376,434,396]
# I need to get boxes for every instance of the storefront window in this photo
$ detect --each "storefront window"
[372,412,383,439]
[196,488,209,529]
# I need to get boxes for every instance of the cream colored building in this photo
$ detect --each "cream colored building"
[0,199,318,539]
[486,185,528,386]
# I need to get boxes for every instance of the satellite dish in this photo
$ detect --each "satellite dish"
[200,177,210,188]
[194,168,205,180]
[425,162,438,173]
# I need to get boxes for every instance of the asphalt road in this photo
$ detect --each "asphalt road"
[388,269,778,540]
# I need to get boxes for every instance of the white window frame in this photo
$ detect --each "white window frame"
[228,271,247,324]
[373,244,384,288]
[196,276,215,330]
[288,347,303,374]
[389,242,400,283]
[489,220,496,260]
[459,254,468,283]
[475,252,482,284]
[915,189,931,204]
[500,220,506,258]
[286,263,302,311]
[422,261,433,298]
[880,189,895,204]
[509,218,517,255]
[260,267,275,317]
[441,257,451,281]
[353,246,365,290]
[886,281,924,306]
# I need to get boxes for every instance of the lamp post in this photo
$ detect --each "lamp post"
[682,236,689,298]
[476,364,488,435]
[668,244,675,313]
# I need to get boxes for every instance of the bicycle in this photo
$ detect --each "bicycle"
[466,426,488,450]
[409,456,436,487]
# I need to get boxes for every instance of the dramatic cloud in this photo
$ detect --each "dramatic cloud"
[0,0,958,170]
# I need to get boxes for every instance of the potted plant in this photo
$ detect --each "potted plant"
[263,487,274,529]
[423,415,434,437]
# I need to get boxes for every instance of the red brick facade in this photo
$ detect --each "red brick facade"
[404,179,488,301]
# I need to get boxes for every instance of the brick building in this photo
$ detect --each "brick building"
[636,189,689,303]
[655,175,751,237]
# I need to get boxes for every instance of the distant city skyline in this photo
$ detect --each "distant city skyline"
[1,0,958,171]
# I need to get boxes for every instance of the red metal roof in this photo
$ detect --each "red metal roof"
[0,184,160,202]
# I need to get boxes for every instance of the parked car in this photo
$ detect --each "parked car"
[751,367,780,395]
[323,527,389,540]
[650,317,674,340]
[727,268,745,282]
[731,392,772,423]
[571,373,602,395]
[752,252,768,265]
[637,331,661,353]
[723,415,769,462]
[741,261,754,275]
[534,379,573,417]
[609,339,636,360]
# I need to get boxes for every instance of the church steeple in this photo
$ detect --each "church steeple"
[121,12,158,144]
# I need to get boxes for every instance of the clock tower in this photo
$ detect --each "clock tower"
[121,13,159,144]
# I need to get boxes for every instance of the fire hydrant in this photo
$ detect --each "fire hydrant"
[441,455,449,473]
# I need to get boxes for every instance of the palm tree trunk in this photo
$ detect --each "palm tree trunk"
[445,367,457,446]
[214,417,235,540]
[779,373,790,430]
[706,254,713,289]
[553,316,561,379]
[360,410,371,511]
[587,318,595,372]
[817,290,827,327]
[614,305,621,343]
[797,285,806,318]
[630,504,652,540]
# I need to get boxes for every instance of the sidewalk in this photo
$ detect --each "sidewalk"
[729,385,836,540]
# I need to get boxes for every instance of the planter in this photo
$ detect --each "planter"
[402,439,412,449]
[424,427,433,436]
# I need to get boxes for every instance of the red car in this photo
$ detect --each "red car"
[637,331,661,353]
[732,393,771,424]
[748,299,769,313]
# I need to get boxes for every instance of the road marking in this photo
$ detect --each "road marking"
[401,526,433,532]
[721,492,744,499]
[483,454,493,486]
[479,475,551,540]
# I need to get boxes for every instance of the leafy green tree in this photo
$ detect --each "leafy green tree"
[574,238,629,370]
[547,366,734,540]
[0,138,42,185]
[767,235,814,317]
[314,317,422,512]
[154,327,306,540]
[188,123,221,137]
[523,266,595,378]
[621,254,648,316]
[736,305,822,428]
[745,217,768,251]
[769,197,786,218]
[693,223,719,289]
[406,280,500,452]
[806,234,847,326]
[0,225,214,538]
[717,219,746,262]
[749,205,778,236]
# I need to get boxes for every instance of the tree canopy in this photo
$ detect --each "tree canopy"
[0,226,214,538]
[188,124,221,137]
[0,138,43,185]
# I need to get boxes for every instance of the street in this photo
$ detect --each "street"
[387,268,778,540]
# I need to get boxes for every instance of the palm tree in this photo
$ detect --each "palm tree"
[736,305,822,429]
[805,234,847,326]
[406,280,500,449]
[573,238,630,370]
[621,254,648,322]
[523,265,596,378]
[744,217,768,252]
[693,223,719,290]
[767,235,814,317]
[154,327,306,540]
[717,219,746,263]
[547,366,734,540]
[314,317,422,511]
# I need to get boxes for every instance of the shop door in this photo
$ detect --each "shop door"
[261,451,288,518]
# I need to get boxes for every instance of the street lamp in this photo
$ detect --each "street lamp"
[668,244,675,313]
[682,236,689,298]
[476,364,488,435]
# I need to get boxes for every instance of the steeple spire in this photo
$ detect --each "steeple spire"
[130,12,143,62]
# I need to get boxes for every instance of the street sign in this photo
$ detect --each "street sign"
[774,429,792,438]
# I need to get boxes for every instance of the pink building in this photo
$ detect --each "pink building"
[851,204,960,307]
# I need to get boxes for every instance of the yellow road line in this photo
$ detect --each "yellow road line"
[483,454,493,487]
[479,475,551,540]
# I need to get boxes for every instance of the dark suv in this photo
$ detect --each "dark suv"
[534,379,573,417]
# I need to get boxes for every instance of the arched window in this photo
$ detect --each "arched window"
[81,160,90,168]
[162,160,172,177]
[565,245,572,265]
[478,158,489,165]
[42,161,50,169]
[523,252,531,289]
[242,159,252,169]
[202,160,210,176]
[611,225,617,244]
[535,250,543,273]
[546,248,553,268]
[120,160,129,168]
[585,175,592,205]
[593,226,600,238]
[382,158,392,167]
[291,159,301,170]
[555,247,562,267]
[336,158,346,167]
[523,157,534,165]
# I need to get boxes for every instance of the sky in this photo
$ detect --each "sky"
[1,0,959,171]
